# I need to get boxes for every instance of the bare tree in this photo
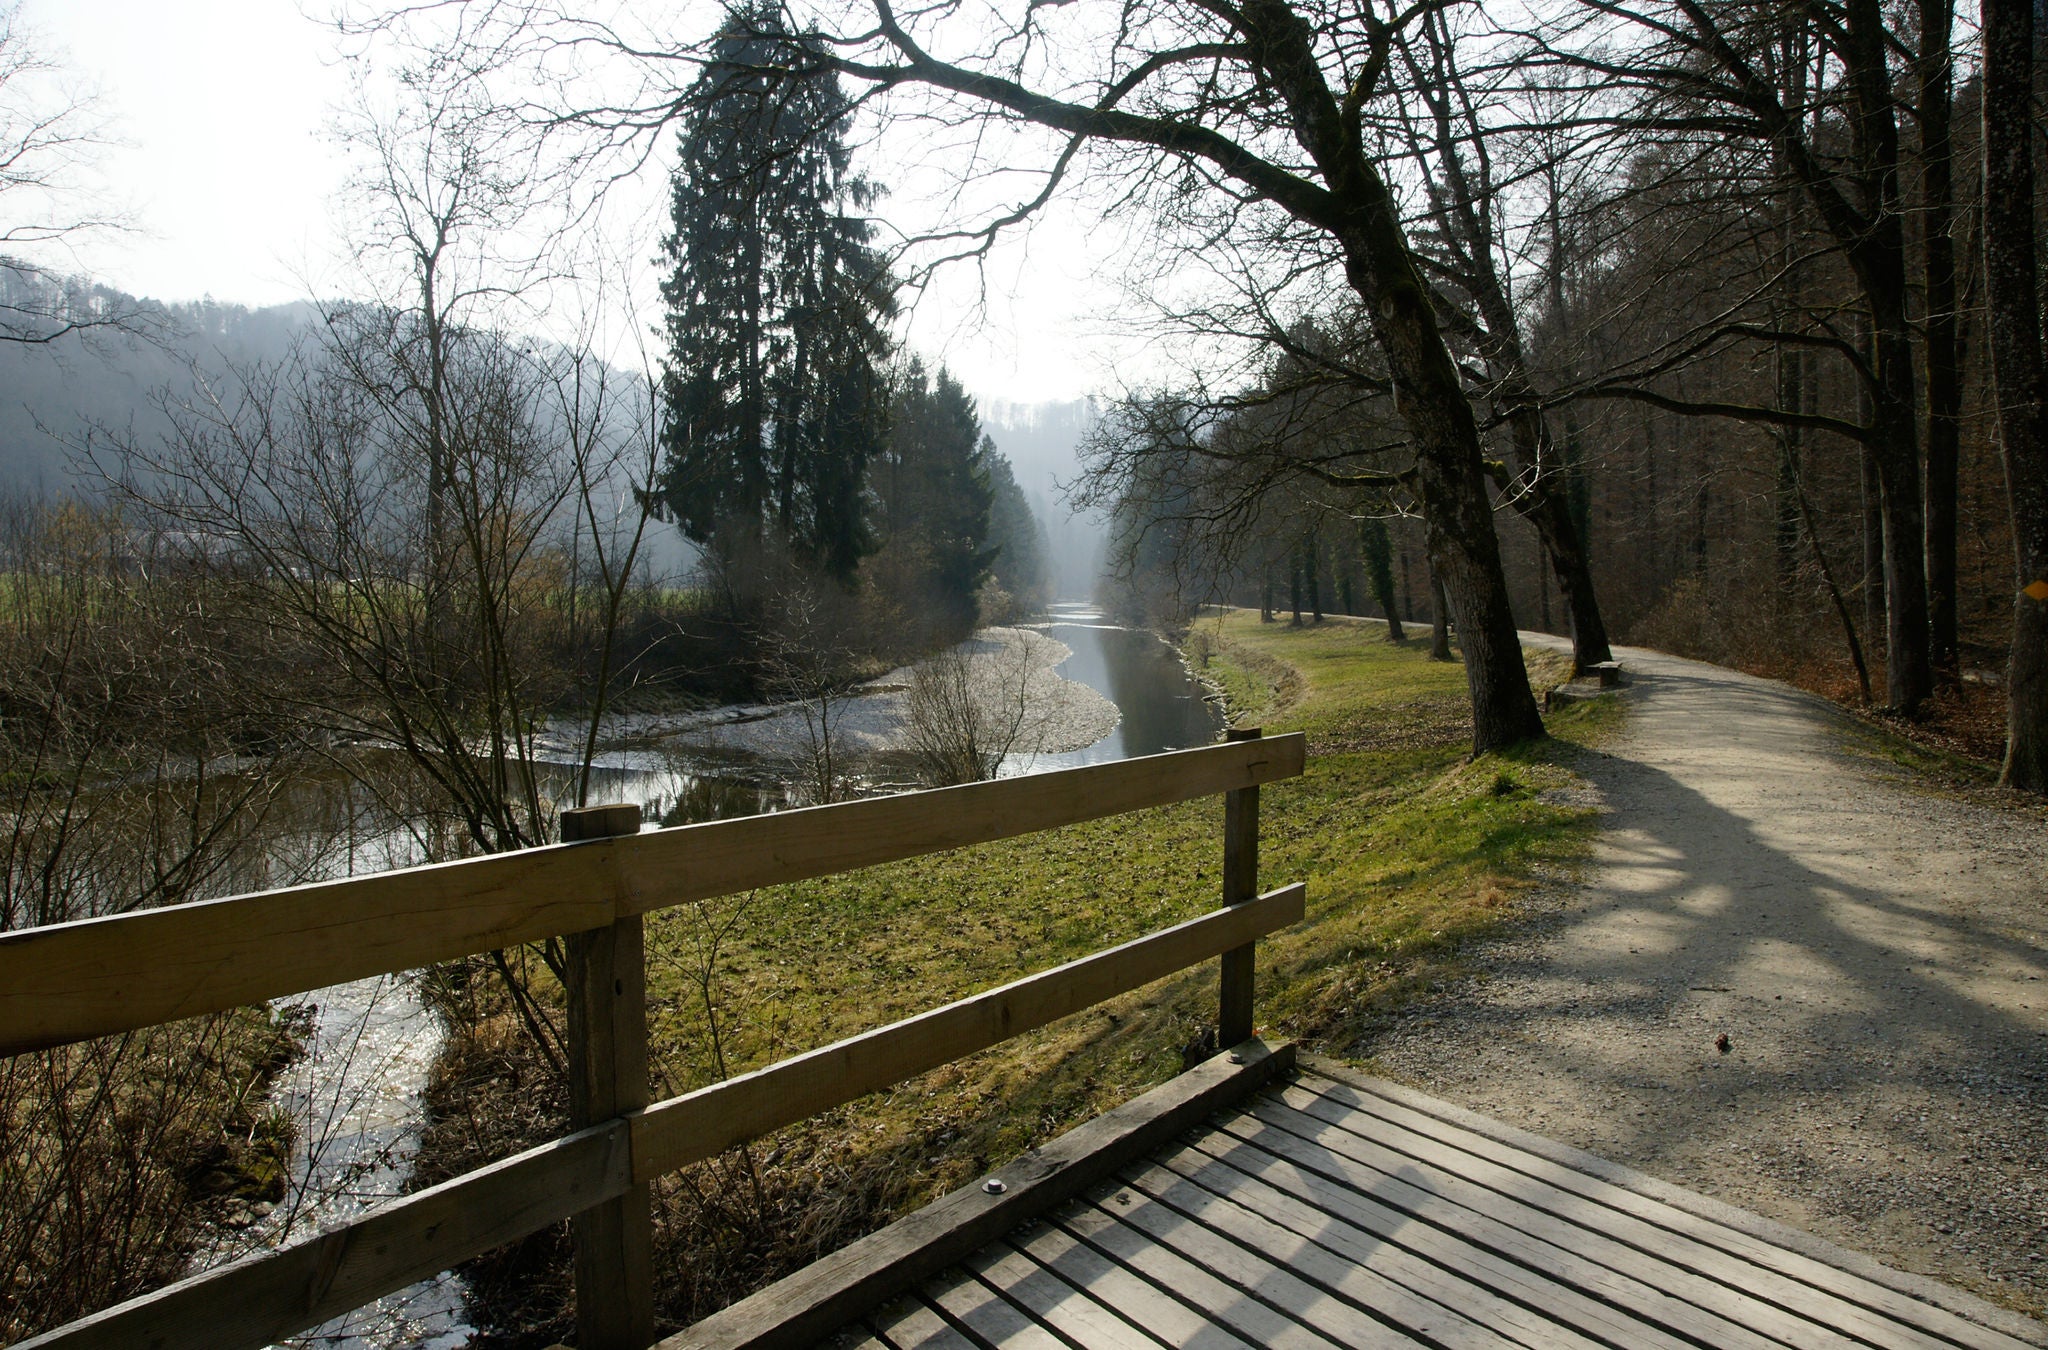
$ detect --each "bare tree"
[107,65,668,1072]
[1534,0,1938,711]
[1979,0,2048,789]
[1383,13,1615,672]
[0,5,155,345]
[901,630,1064,784]
[757,580,867,804]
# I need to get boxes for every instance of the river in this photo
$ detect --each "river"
[226,608,1218,1348]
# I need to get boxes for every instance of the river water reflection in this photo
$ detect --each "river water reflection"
[240,606,1216,1347]
[1017,602,1223,771]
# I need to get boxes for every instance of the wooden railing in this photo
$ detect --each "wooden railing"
[4,729,1307,1350]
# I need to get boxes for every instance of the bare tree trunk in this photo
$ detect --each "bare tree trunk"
[1430,572,1453,662]
[1407,58,1614,680]
[1981,0,2048,788]
[1773,26,1810,605]
[1861,442,1886,657]
[1306,529,1323,622]
[1785,434,1876,703]
[1348,249,1543,746]
[1497,424,1613,672]
[1844,0,1934,712]
[1921,0,1962,687]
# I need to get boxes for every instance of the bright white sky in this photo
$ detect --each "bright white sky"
[20,0,1134,404]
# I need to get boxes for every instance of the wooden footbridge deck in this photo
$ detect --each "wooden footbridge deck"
[8,730,2040,1350]
[721,1051,2043,1350]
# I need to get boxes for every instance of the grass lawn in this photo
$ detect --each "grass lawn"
[576,607,1620,1325]
[423,614,1622,1343]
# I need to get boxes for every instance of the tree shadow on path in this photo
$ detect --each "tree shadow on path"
[1372,649,2048,1318]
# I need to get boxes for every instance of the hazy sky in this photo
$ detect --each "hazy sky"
[20,0,1129,404]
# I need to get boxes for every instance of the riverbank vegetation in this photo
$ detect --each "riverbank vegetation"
[411,608,1609,1343]
[0,498,313,1343]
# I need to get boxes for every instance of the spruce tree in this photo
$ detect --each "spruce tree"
[870,359,996,639]
[656,2,894,581]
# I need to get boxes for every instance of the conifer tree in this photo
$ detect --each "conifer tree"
[869,359,996,639]
[656,2,893,581]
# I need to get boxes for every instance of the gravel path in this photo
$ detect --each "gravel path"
[1367,643,2048,1323]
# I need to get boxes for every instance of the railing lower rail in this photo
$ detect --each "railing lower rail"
[6,731,1307,1350]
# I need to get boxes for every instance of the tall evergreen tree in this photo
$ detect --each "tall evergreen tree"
[983,451,1051,614]
[656,2,894,581]
[869,359,996,639]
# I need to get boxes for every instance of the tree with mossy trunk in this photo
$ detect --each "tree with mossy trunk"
[1388,13,1612,675]
[1359,515,1406,642]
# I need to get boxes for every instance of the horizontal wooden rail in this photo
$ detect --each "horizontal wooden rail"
[18,885,1308,1350]
[0,734,1304,1056]
[629,882,1306,1180]
[23,1121,634,1350]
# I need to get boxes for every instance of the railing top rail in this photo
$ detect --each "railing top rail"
[0,734,1304,1057]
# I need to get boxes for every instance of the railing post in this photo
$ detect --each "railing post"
[561,803,655,1350]
[1219,726,1261,1045]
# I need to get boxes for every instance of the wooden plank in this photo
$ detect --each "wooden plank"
[925,1272,1071,1349]
[653,1038,1294,1350]
[1273,1081,1971,1350]
[0,735,1303,1056]
[632,890,1304,1183]
[966,1240,1170,1347]
[0,839,619,1057]
[19,1120,632,1350]
[1115,1159,1523,1350]
[1006,1220,1257,1350]
[866,1297,978,1350]
[1093,1172,1429,1348]
[1302,1061,2046,1350]
[1217,727,1261,1044]
[1237,1093,1879,1350]
[1151,1141,1606,1350]
[1214,1104,1792,1350]
[819,1330,887,1350]
[1054,1201,1348,1350]
[1172,1128,1699,1350]
[561,803,655,1350]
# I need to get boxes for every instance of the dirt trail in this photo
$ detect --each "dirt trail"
[1369,643,2048,1324]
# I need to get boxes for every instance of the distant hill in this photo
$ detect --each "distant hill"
[979,396,1104,601]
[0,271,1102,595]
[0,278,319,495]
